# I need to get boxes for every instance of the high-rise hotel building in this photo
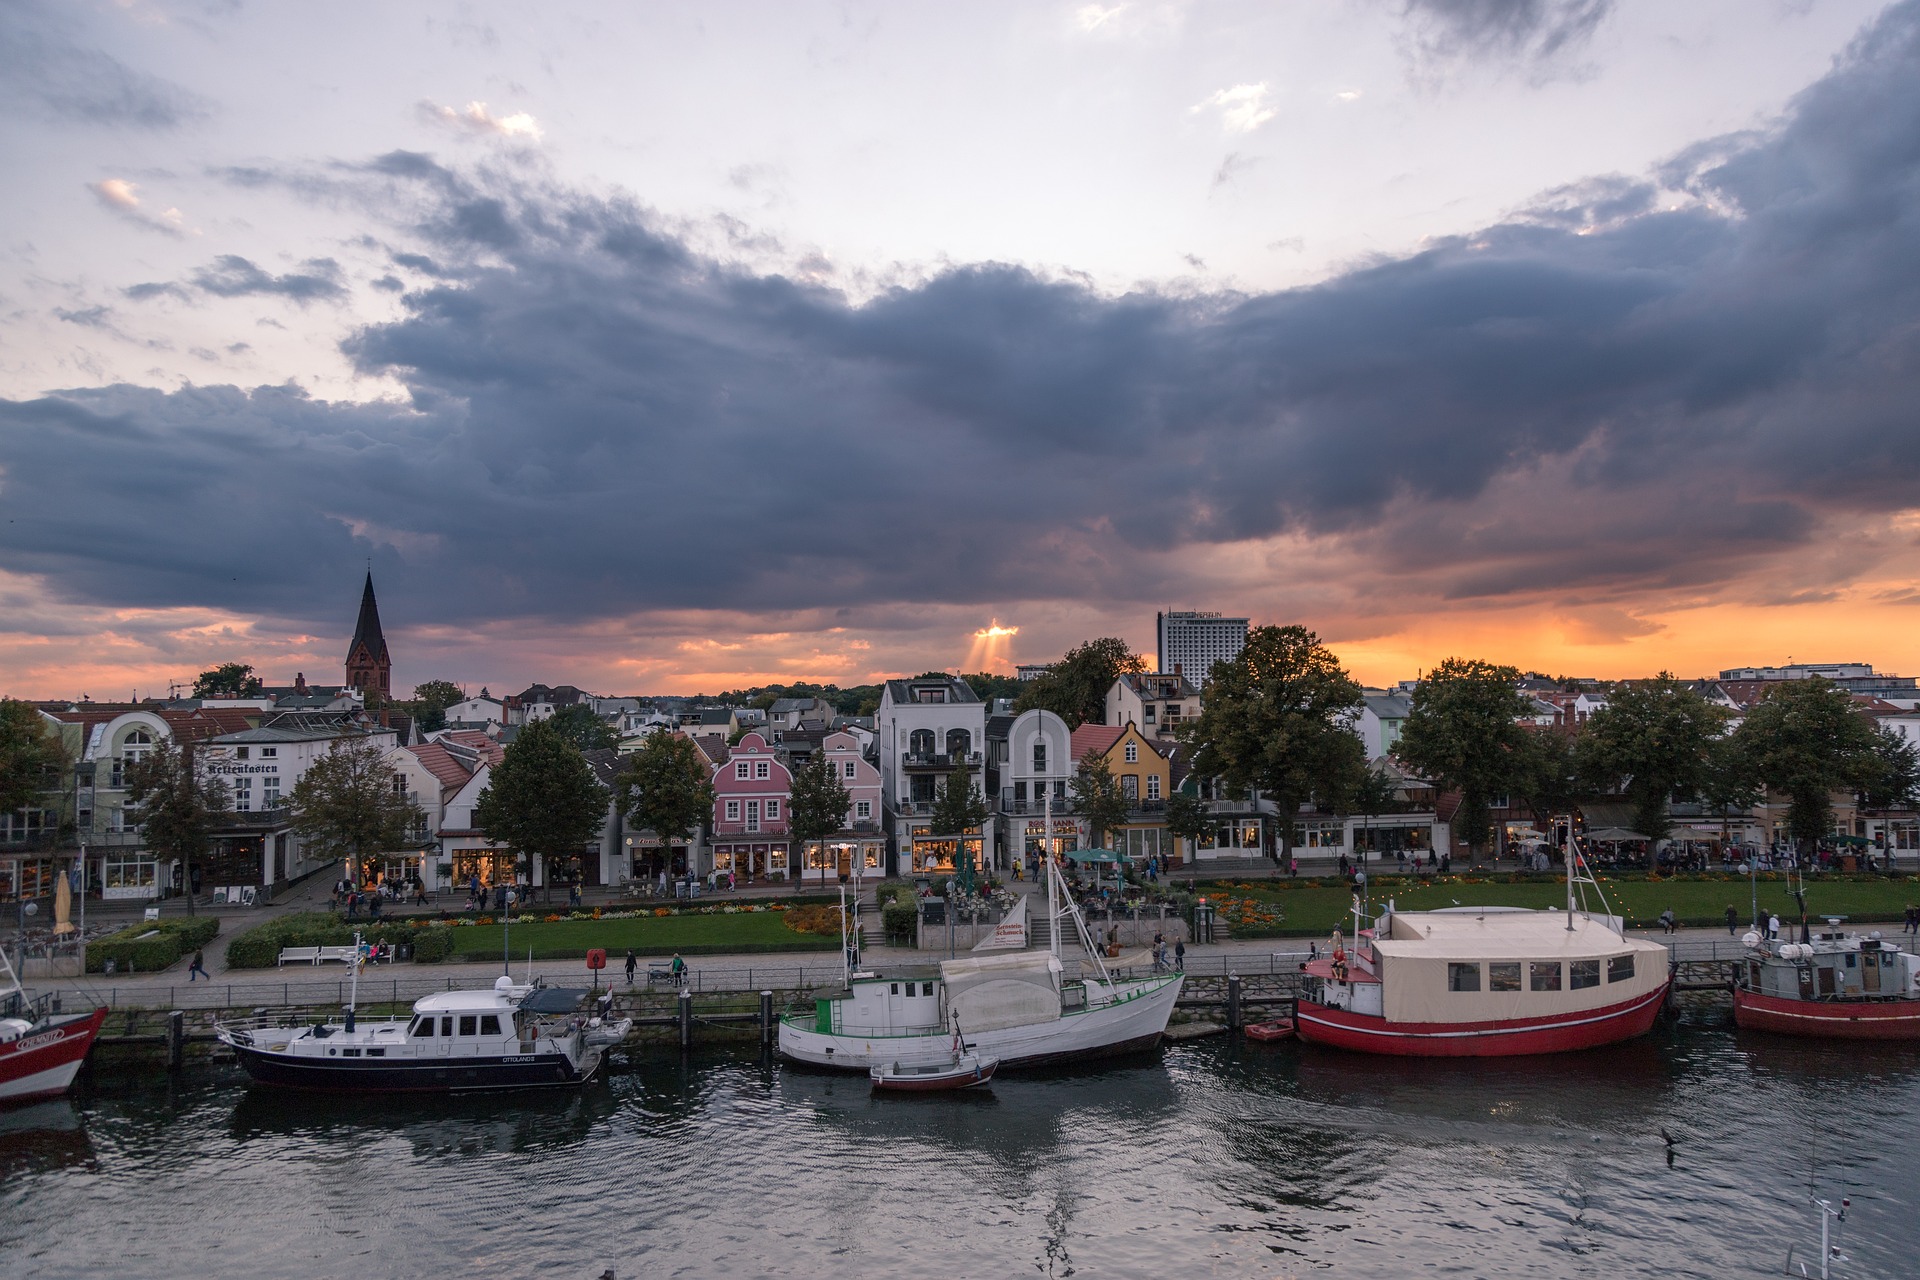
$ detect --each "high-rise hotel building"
[1155,610,1248,683]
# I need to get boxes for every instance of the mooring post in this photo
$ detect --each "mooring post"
[166,1009,185,1072]
[760,990,774,1048]
[678,987,693,1051]
[1226,974,1242,1030]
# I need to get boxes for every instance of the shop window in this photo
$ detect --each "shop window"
[1448,963,1481,991]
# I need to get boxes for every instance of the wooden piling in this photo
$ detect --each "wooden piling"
[1225,974,1242,1030]
[166,1010,185,1072]
[760,991,773,1048]
[678,988,693,1050]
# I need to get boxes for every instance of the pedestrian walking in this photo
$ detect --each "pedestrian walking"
[188,948,209,982]
[1174,939,1185,969]
[670,952,686,983]
[624,949,637,986]
[1768,913,1781,941]
[1725,904,1738,936]
[1658,908,1675,935]
[1903,903,1918,935]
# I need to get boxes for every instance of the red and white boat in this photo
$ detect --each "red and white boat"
[1,947,108,1105]
[869,1052,998,1092]
[1733,920,1920,1039]
[1295,841,1670,1057]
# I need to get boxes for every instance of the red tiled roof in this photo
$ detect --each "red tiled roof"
[440,729,506,766]
[402,742,476,793]
[1070,724,1126,761]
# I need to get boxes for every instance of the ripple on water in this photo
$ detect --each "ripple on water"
[2,1030,1916,1279]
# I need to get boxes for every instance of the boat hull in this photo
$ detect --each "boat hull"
[0,1008,107,1106]
[1733,989,1920,1040]
[1295,983,1668,1057]
[781,974,1183,1071]
[226,1041,600,1092]
[871,1061,997,1092]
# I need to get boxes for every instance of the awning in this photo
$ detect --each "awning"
[1585,826,1650,842]
[518,987,588,1013]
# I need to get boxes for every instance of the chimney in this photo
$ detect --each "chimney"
[1173,662,1182,678]
[295,672,306,692]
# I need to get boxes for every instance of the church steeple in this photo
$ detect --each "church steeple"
[344,571,392,700]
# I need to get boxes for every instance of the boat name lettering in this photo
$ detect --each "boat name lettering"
[501,1054,537,1063]
[16,1027,68,1052]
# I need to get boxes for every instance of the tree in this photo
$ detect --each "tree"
[930,759,990,891]
[286,739,424,882]
[1859,724,1920,812]
[194,662,262,698]
[124,738,232,916]
[1177,625,1366,858]
[788,750,852,880]
[1575,675,1728,843]
[1700,734,1763,845]
[1343,763,1402,864]
[548,703,618,751]
[474,719,611,886]
[613,733,716,874]
[1165,791,1209,863]
[0,700,67,826]
[1732,678,1881,858]
[1014,637,1146,729]
[410,680,466,733]
[960,671,1023,704]
[1395,657,1531,859]
[1070,753,1131,849]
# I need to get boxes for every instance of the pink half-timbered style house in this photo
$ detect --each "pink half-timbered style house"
[710,732,792,882]
[798,730,886,884]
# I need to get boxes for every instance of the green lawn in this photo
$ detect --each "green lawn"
[1199,876,1920,936]
[444,913,840,960]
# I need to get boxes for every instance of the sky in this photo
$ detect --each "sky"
[3,0,1919,700]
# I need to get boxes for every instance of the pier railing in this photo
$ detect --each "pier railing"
[27,935,1753,1012]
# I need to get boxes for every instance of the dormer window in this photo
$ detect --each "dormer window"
[1124,742,1138,763]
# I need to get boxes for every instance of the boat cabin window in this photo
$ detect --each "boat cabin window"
[459,1015,477,1036]
[1489,963,1522,992]
[342,1048,362,1057]
[479,1015,501,1036]
[1447,963,1481,992]
[441,1016,455,1036]
[1569,960,1600,990]
[1607,955,1635,983]
[1530,962,1562,991]
[891,984,899,995]
[411,1016,435,1037]
[922,983,934,997]
[367,1048,385,1057]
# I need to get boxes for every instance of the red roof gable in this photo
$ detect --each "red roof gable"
[1069,724,1126,762]
[403,742,476,793]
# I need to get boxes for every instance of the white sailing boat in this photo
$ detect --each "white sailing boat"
[778,798,1184,1072]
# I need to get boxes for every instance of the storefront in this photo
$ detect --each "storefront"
[353,852,428,892]
[712,842,790,881]
[1015,818,1082,862]
[451,849,518,889]
[800,838,884,883]
[101,850,160,900]
[1190,819,1266,860]
[1,855,56,904]
[1114,825,1169,862]
[910,832,984,875]
[1351,820,1433,858]
[624,836,692,882]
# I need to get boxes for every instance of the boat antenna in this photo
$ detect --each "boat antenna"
[839,881,851,986]
[346,930,361,1032]
[1564,823,1620,935]
[1045,788,1059,962]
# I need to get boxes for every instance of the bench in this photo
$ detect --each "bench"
[278,947,323,967]
[317,945,360,965]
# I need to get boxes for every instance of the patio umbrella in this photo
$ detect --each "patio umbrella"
[53,862,75,935]
[1585,826,1650,842]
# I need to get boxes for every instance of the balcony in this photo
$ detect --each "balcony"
[997,790,1078,816]
[1127,799,1168,817]
[219,807,290,830]
[901,751,983,771]
[0,831,63,853]
[892,800,938,817]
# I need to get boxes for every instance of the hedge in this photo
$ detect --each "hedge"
[225,913,455,969]
[87,915,222,974]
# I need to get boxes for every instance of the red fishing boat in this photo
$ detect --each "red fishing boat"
[1733,920,1920,1040]
[1294,838,1670,1058]
[0,948,107,1105]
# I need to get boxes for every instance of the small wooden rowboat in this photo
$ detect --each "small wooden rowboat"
[1243,1018,1296,1042]
[870,1054,998,1092]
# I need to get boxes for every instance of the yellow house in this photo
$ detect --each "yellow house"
[1070,723,1174,864]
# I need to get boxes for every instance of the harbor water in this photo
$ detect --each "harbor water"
[3,1005,1914,1278]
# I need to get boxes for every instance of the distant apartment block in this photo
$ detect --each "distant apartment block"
[1156,610,1248,682]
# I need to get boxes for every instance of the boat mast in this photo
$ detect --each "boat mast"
[1045,789,1059,961]
[346,930,362,1031]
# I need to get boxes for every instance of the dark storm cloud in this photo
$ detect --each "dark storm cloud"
[5,2,1920,632]
[190,256,348,303]
[0,1,212,129]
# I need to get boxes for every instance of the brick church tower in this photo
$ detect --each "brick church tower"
[344,571,392,701]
